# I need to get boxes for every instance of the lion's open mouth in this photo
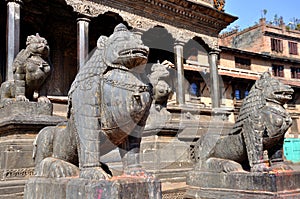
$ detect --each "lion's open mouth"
[274,90,294,100]
[119,48,148,58]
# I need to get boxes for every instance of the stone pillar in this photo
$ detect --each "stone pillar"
[209,48,221,108]
[6,0,22,81]
[77,16,90,70]
[174,41,185,105]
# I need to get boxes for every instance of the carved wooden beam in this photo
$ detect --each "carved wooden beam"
[65,0,222,49]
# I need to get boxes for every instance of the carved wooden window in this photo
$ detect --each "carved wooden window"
[289,42,298,55]
[272,64,284,77]
[291,67,300,79]
[271,38,283,53]
[235,57,251,70]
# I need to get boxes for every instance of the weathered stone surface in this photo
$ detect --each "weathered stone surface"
[185,170,300,199]
[145,61,173,130]
[142,122,191,183]
[195,72,294,173]
[0,101,65,198]
[0,180,26,199]
[0,34,52,106]
[0,102,64,136]
[32,23,152,180]
[0,101,53,116]
[24,176,162,199]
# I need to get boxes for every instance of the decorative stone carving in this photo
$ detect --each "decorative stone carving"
[0,34,52,107]
[146,61,173,128]
[33,24,152,180]
[195,72,294,172]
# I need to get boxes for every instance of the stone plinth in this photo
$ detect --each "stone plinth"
[0,102,65,175]
[0,101,64,135]
[0,101,65,198]
[185,170,300,199]
[142,122,192,183]
[24,176,162,199]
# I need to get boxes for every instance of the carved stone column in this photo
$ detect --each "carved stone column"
[6,0,22,81]
[77,16,90,70]
[174,41,185,105]
[209,48,221,108]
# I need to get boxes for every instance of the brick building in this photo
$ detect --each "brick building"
[216,18,300,134]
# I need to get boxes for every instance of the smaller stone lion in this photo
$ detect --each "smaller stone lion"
[148,60,173,109]
[0,34,52,107]
[145,61,173,129]
[196,72,294,173]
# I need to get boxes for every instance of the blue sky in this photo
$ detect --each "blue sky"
[224,0,300,31]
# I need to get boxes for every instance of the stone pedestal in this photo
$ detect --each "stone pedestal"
[141,106,234,184]
[24,176,162,199]
[185,170,300,199]
[0,102,65,198]
[141,121,192,183]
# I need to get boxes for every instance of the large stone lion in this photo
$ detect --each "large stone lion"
[0,34,51,107]
[33,24,152,180]
[196,72,294,173]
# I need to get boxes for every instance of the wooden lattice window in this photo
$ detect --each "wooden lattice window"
[291,67,300,79]
[235,57,251,70]
[271,38,283,53]
[289,42,298,55]
[272,64,284,77]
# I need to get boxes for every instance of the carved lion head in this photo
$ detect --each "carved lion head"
[256,72,294,105]
[98,23,149,70]
[26,33,49,57]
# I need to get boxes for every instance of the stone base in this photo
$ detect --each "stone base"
[0,101,53,116]
[142,122,193,183]
[0,180,26,199]
[185,170,300,199]
[24,176,162,199]
[0,101,65,198]
[0,102,65,136]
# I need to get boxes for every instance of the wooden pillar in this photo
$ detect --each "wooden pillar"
[209,48,221,108]
[6,0,22,81]
[174,41,185,105]
[77,16,90,70]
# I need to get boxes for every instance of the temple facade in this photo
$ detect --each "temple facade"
[0,0,236,108]
[2,1,300,197]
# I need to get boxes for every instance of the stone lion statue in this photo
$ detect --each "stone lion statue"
[33,24,152,180]
[196,72,294,173]
[0,34,51,107]
[145,61,173,128]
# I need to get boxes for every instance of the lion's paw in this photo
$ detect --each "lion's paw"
[36,157,79,178]
[16,95,29,102]
[222,160,245,173]
[80,167,112,180]
[1,98,14,107]
[251,163,271,172]
[37,96,51,103]
[206,157,245,173]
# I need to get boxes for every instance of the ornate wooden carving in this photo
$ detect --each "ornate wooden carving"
[64,0,228,49]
